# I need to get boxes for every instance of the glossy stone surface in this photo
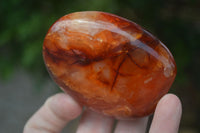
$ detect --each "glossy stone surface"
[43,11,176,119]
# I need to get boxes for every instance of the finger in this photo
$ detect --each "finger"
[76,109,114,133]
[24,93,82,133]
[149,94,182,133]
[114,117,148,133]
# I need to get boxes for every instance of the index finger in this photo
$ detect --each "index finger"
[23,93,82,133]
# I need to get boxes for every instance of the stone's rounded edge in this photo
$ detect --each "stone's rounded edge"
[160,41,177,77]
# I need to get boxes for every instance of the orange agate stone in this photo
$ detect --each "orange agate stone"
[43,11,176,119]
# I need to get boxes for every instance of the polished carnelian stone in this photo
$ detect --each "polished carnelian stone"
[43,11,176,119]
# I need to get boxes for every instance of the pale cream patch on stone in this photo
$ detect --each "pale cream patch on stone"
[58,33,68,49]
[93,62,105,72]
[144,77,153,84]
[164,66,174,78]
[71,71,86,83]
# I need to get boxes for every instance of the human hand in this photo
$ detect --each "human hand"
[23,93,182,133]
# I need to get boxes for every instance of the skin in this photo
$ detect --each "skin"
[23,93,182,133]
